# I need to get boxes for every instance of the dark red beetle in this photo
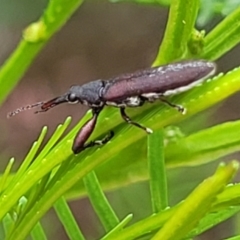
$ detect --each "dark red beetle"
[8,60,216,154]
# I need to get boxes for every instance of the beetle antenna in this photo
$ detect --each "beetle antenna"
[7,102,44,118]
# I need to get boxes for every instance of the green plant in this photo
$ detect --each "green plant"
[1,0,240,239]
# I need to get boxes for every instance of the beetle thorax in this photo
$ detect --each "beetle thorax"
[69,80,105,107]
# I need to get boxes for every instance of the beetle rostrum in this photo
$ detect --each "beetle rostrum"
[8,60,216,154]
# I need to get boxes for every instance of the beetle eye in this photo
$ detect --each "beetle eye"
[67,93,79,104]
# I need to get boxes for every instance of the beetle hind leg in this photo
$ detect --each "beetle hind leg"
[120,108,153,134]
[159,97,186,114]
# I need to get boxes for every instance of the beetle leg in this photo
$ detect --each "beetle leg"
[120,107,153,134]
[81,131,114,150]
[159,97,186,114]
[72,108,113,154]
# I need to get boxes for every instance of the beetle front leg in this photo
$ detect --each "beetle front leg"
[120,107,153,134]
[72,108,113,154]
[80,130,114,151]
[159,97,186,114]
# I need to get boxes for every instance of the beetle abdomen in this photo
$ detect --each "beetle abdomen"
[102,60,216,102]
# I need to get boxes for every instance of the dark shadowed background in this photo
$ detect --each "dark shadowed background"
[1,0,240,239]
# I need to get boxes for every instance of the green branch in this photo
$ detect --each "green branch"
[0,0,84,105]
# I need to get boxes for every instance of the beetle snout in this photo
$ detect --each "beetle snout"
[40,95,68,111]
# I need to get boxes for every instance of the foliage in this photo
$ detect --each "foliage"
[1,0,240,239]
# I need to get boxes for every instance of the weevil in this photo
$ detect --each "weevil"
[8,60,216,154]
